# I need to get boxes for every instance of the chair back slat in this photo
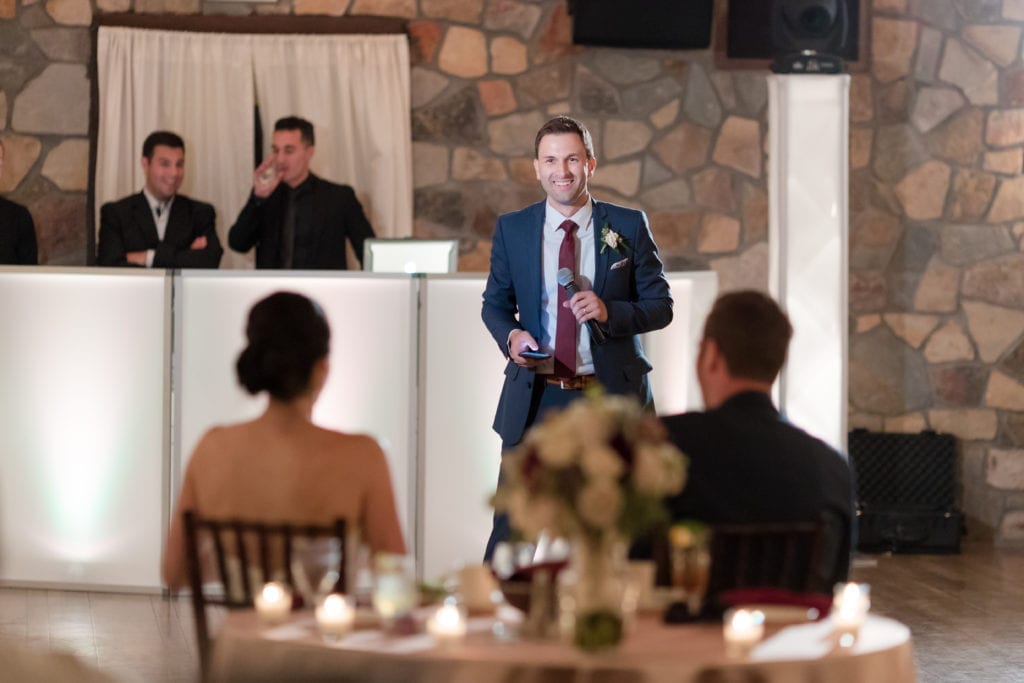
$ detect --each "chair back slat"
[181,512,347,679]
[210,525,230,601]
[283,526,295,587]
[707,520,823,601]
[233,521,251,600]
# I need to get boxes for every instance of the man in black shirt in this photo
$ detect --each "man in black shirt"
[228,116,374,270]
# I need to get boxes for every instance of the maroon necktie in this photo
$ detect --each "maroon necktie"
[554,219,578,378]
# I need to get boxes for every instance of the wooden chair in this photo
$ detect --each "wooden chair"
[182,511,347,676]
[706,520,825,597]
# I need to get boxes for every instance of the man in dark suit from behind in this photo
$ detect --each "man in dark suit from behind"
[0,138,38,265]
[664,290,855,584]
[97,131,223,268]
[228,116,374,270]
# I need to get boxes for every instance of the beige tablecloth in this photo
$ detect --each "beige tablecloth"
[208,611,916,683]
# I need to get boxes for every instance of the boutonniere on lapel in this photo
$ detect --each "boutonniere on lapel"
[600,223,630,255]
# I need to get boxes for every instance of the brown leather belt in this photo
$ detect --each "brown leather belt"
[542,375,599,391]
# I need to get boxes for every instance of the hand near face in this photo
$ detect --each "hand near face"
[252,157,282,198]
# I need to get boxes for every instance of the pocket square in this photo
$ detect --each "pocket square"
[611,257,630,270]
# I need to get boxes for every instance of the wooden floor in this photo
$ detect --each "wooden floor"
[850,540,1024,683]
[0,540,1022,682]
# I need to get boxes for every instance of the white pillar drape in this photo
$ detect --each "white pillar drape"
[96,27,412,270]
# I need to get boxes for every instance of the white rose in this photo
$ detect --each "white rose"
[567,404,615,449]
[508,490,562,540]
[506,489,540,539]
[632,444,666,495]
[580,445,625,481]
[535,418,578,467]
[577,480,623,531]
[604,230,620,249]
[633,443,686,495]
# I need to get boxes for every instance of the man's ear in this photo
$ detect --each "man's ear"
[703,338,723,372]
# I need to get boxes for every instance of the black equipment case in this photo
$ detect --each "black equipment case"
[848,429,964,554]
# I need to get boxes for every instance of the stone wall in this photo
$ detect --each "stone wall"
[0,0,91,264]
[2,0,1023,541]
[849,0,1024,543]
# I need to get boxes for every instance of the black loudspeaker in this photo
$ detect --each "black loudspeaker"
[727,0,858,65]
[570,0,713,50]
[771,0,849,72]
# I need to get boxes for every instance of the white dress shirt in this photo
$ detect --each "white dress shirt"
[141,188,174,268]
[538,199,596,376]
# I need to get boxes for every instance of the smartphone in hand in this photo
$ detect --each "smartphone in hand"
[520,348,551,360]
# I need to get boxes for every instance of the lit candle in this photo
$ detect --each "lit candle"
[427,602,468,646]
[315,593,356,642]
[831,582,870,636]
[254,581,292,624]
[723,608,765,658]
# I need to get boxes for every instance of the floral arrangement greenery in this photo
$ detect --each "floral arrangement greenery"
[493,392,687,547]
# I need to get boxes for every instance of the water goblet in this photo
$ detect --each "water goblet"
[290,537,342,609]
[372,553,417,629]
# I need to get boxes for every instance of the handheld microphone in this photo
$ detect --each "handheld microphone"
[556,267,607,345]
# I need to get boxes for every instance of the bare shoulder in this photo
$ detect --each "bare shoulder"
[313,426,385,457]
[187,422,253,461]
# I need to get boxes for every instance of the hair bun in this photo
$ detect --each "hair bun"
[235,292,330,400]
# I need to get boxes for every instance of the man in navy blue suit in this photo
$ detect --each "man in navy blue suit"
[481,115,673,558]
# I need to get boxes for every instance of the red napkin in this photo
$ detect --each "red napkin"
[717,588,832,619]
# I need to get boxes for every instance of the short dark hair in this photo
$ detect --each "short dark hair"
[236,291,331,401]
[534,115,594,159]
[702,290,793,383]
[142,131,185,160]
[274,116,315,146]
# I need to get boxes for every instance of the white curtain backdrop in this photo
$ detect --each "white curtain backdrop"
[96,28,412,270]
[96,27,255,270]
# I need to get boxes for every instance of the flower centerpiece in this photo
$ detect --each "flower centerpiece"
[493,392,687,650]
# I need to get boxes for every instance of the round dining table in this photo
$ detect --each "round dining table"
[206,607,916,683]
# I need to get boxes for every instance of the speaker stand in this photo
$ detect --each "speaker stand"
[767,74,850,453]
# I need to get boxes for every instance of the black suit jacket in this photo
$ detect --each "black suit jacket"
[664,391,855,583]
[96,192,222,268]
[227,173,374,270]
[0,196,37,265]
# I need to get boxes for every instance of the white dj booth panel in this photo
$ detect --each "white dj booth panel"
[0,268,169,590]
[174,272,419,546]
[0,269,715,590]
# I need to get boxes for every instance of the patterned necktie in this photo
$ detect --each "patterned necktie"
[554,219,578,378]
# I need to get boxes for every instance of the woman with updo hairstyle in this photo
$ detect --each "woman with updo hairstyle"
[162,291,406,590]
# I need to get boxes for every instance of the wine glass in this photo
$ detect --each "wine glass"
[290,537,342,609]
[372,553,417,627]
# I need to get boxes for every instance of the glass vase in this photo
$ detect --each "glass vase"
[559,533,636,652]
